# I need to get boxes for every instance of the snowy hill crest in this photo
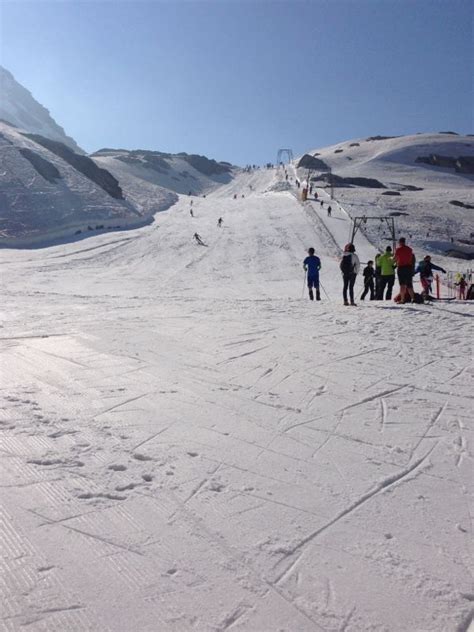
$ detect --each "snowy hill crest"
[0,65,83,153]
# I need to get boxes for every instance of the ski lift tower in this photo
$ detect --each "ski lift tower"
[276,148,294,167]
[350,216,397,252]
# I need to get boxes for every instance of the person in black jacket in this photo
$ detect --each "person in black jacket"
[360,260,375,300]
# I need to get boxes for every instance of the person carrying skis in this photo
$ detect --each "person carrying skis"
[415,255,446,297]
[360,260,375,300]
[394,237,415,303]
[377,246,396,299]
[340,243,360,306]
[217,217,223,227]
[303,248,322,301]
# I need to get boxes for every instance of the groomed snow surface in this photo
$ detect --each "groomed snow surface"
[1,167,473,632]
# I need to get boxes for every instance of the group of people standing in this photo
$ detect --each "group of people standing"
[304,237,447,306]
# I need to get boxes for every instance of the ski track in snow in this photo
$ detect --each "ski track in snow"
[0,167,473,631]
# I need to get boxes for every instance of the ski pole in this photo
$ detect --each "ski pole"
[319,282,330,300]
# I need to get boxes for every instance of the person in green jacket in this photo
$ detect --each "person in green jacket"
[377,246,396,300]
[374,253,382,299]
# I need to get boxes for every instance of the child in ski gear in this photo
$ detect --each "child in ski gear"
[414,256,446,296]
[457,276,467,299]
[394,237,415,303]
[340,243,360,306]
[303,248,321,301]
[377,246,396,300]
[360,260,375,300]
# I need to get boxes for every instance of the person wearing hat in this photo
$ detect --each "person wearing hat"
[415,255,446,297]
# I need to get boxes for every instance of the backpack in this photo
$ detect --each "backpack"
[340,254,353,275]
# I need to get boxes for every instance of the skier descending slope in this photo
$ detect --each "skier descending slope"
[340,243,360,306]
[193,232,206,246]
[303,248,321,301]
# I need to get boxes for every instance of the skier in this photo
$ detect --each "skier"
[320,200,324,207]
[394,237,416,303]
[415,255,446,297]
[327,206,332,217]
[457,275,467,300]
[190,209,194,217]
[303,248,321,301]
[217,217,223,227]
[377,246,396,300]
[193,232,205,246]
[340,243,360,306]
[360,260,375,300]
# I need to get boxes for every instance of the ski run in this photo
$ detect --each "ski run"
[0,165,473,632]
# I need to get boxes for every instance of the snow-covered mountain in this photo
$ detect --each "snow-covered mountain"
[0,65,83,153]
[0,120,177,245]
[91,148,235,210]
[297,132,474,259]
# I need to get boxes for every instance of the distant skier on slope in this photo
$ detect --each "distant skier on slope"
[414,255,446,297]
[193,232,206,246]
[327,206,332,217]
[303,248,321,301]
[190,209,194,217]
[217,217,223,227]
[340,243,360,306]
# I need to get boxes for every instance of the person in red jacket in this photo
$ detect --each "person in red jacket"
[394,237,416,303]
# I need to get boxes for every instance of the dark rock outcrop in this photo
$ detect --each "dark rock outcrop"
[366,135,398,141]
[381,191,401,196]
[311,173,386,189]
[19,148,61,183]
[181,154,231,177]
[297,154,329,170]
[415,154,457,169]
[22,133,124,199]
[450,200,474,209]
[349,143,360,147]
[455,156,474,174]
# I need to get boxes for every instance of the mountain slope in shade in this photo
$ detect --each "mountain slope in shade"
[92,148,235,198]
[0,65,83,153]
[0,121,177,245]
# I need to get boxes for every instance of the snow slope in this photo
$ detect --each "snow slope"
[0,121,177,245]
[0,66,83,153]
[1,166,472,632]
[297,133,474,259]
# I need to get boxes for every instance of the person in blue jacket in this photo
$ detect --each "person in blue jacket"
[415,255,446,297]
[303,248,321,300]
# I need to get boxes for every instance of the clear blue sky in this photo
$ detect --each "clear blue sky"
[0,0,472,165]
